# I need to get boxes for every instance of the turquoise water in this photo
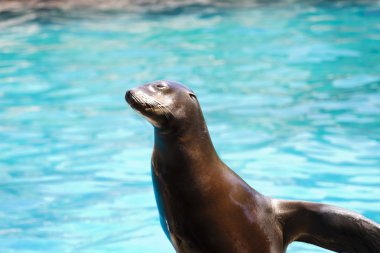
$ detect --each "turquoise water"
[1,1,380,252]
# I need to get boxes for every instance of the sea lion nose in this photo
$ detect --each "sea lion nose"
[125,90,131,103]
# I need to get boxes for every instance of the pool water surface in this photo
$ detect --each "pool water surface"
[0,1,380,252]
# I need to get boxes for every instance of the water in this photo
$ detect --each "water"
[1,1,380,252]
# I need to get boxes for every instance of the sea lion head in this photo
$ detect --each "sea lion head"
[125,80,199,130]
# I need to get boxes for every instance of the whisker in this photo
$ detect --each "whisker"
[132,93,172,120]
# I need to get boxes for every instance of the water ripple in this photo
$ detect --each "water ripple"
[1,2,380,253]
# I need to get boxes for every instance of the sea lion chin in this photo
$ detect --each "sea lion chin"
[126,80,380,253]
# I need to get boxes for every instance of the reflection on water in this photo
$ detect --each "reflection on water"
[0,1,380,252]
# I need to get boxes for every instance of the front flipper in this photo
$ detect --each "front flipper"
[274,200,380,252]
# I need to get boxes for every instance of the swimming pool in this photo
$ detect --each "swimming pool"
[0,1,379,252]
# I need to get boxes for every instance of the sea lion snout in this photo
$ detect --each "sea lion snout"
[125,88,144,113]
[125,84,174,128]
[125,89,139,109]
[125,90,132,103]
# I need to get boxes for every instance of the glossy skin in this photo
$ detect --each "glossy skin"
[125,80,380,253]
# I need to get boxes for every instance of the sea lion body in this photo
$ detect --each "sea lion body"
[126,80,380,253]
[152,146,281,253]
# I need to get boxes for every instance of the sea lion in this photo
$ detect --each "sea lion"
[125,80,380,253]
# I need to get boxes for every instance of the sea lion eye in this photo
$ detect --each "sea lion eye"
[156,83,167,90]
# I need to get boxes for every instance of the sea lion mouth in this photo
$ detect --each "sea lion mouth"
[125,89,172,120]
[125,90,141,110]
[125,90,149,113]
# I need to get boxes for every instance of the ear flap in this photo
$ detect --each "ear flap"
[189,93,197,100]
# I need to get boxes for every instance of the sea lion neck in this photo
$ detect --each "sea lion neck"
[153,113,222,170]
